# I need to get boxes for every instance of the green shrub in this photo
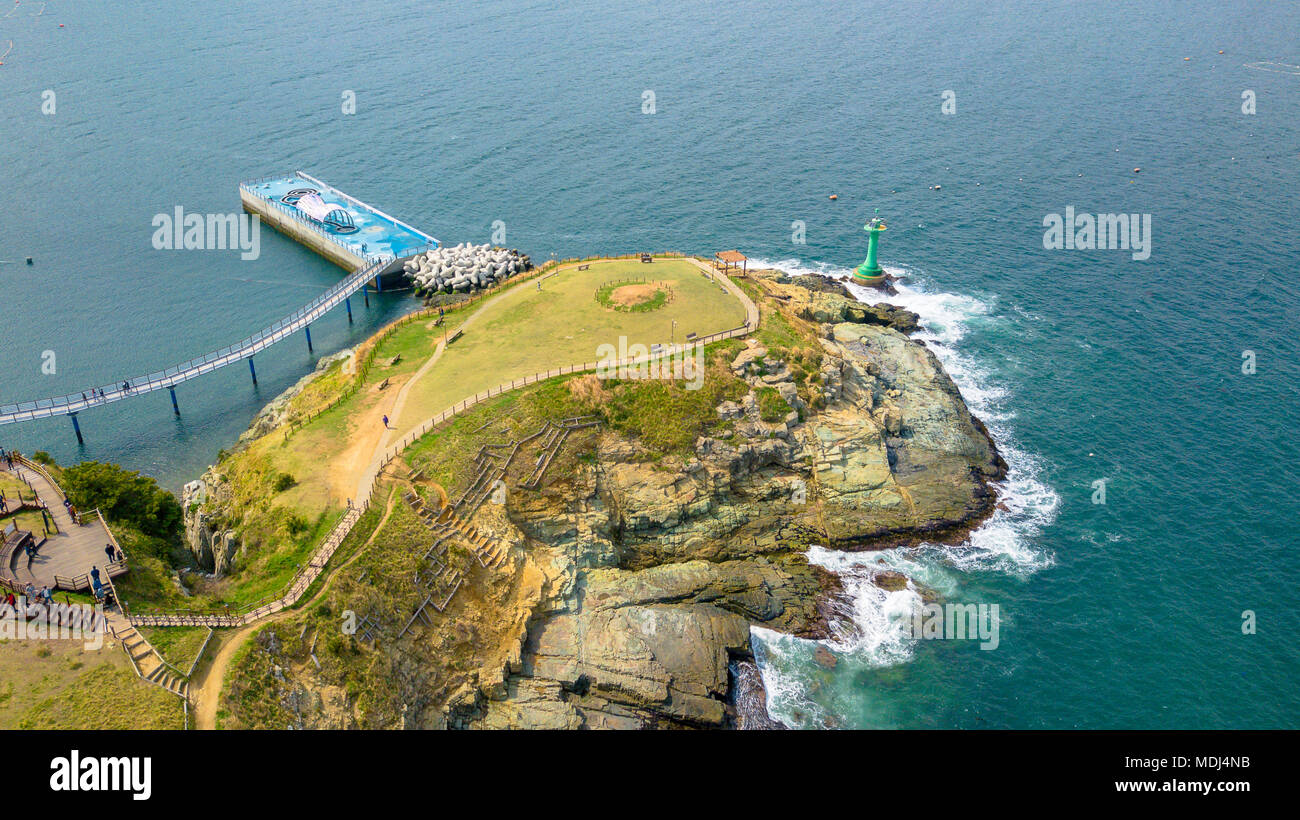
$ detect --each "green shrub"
[59,461,182,540]
[272,473,297,493]
[754,387,792,423]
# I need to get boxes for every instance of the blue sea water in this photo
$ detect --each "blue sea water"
[2,0,1297,728]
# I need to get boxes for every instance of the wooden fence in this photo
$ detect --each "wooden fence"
[129,253,752,629]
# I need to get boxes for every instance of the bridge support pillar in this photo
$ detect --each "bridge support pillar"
[305,325,314,354]
[363,286,370,308]
[249,357,258,386]
[374,275,382,293]
[169,386,180,415]
[346,296,353,324]
[69,412,84,446]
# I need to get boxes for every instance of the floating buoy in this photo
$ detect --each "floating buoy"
[26,257,33,265]
[933,184,941,190]
[1218,50,1224,54]
[828,194,837,200]
[1184,57,1190,61]
[1133,167,1141,173]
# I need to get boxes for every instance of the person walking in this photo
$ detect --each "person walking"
[105,544,116,563]
[90,566,101,585]
[382,415,389,428]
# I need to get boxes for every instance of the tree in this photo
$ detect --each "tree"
[59,461,182,540]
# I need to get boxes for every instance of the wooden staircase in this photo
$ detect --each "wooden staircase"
[441,511,507,569]
[112,618,189,700]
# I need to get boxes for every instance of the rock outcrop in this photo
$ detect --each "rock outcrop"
[443,279,1003,729]
[220,268,1004,730]
[766,272,920,334]
[182,468,239,577]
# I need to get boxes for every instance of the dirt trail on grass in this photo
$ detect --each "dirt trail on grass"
[187,258,758,728]
[351,276,560,504]
[192,277,562,729]
[190,490,400,730]
[327,375,412,504]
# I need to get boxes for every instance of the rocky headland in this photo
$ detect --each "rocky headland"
[213,268,1005,730]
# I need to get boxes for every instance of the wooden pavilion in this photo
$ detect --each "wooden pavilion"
[714,250,748,275]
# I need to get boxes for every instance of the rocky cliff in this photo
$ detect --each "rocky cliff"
[182,349,353,577]
[220,270,1004,730]
[450,283,1002,728]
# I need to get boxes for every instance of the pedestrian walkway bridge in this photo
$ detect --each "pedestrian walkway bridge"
[0,255,394,432]
[1,173,444,438]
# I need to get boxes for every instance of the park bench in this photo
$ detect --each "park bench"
[447,328,464,344]
[378,378,391,390]
[1,525,33,574]
[578,264,590,271]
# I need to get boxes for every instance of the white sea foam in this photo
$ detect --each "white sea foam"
[745,256,1060,727]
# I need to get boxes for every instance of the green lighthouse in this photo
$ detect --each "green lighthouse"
[853,210,887,285]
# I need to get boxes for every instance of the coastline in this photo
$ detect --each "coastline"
[174,256,1010,729]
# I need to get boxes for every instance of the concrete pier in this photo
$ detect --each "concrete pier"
[240,171,437,288]
[1,175,441,429]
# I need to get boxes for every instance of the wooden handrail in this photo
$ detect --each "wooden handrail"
[134,253,757,628]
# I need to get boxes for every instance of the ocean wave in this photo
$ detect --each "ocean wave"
[745,256,1059,727]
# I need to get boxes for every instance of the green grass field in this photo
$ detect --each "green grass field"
[190,256,748,609]
[403,258,745,421]
[0,639,183,730]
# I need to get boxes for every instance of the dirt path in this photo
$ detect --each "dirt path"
[328,375,412,503]
[187,258,759,728]
[350,275,549,503]
[190,490,400,730]
[189,280,547,728]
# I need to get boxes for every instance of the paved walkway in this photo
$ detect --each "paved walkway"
[0,459,122,591]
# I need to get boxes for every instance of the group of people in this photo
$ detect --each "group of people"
[0,583,55,619]
[74,383,135,406]
[89,565,115,605]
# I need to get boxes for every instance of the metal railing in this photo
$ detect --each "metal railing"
[241,171,437,262]
[0,255,394,425]
[125,253,758,629]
